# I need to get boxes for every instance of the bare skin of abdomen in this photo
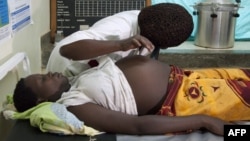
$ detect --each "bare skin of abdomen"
[115,55,171,116]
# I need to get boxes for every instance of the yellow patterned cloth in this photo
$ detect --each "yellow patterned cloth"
[158,66,250,122]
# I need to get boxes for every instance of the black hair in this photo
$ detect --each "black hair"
[13,78,37,112]
[138,3,194,48]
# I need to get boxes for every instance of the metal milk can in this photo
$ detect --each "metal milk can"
[193,0,241,48]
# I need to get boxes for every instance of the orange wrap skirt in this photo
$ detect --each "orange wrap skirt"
[157,65,250,122]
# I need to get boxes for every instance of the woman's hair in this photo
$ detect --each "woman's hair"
[13,78,37,112]
[138,3,194,48]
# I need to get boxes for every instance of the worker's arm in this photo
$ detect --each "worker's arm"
[59,35,154,60]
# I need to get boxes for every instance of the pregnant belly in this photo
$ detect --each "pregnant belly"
[116,56,171,115]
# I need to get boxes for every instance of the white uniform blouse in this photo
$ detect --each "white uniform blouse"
[46,10,150,75]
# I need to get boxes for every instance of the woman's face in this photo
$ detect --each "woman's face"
[24,72,70,103]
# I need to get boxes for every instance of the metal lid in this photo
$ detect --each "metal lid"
[193,0,241,11]
[200,0,238,4]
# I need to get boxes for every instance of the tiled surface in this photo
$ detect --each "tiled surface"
[160,41,250,54]
[41,32,55,69]
[158,41,250,68]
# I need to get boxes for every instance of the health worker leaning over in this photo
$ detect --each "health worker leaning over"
[46,2,194,75]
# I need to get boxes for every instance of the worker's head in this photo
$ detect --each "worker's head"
[138,3,194,49]
[13,72,70,112]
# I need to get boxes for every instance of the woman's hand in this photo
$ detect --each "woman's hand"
[119,35,155,53]
[202,115,233,136]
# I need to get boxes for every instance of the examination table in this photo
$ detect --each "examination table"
[2,114,224,141]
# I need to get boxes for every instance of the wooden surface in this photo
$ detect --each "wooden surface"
[146,0,151,6]
[50,0,56,43]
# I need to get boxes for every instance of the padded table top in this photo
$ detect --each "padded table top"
[5,119,116,141]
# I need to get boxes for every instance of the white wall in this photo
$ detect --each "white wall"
[0,0,50,111]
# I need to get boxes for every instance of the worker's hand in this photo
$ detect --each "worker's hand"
[202,115,233,136]
[118,35,155,53]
